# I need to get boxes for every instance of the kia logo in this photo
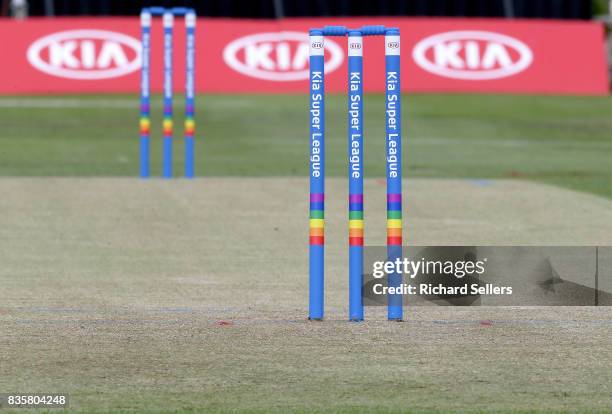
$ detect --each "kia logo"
[223,31,343,82]
[27,29,141,80]
[387,42,399,49]
[412,30,533,80]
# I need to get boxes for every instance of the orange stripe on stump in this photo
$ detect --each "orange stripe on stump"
[310,228,324,237]
[349,228,363,237]
[387,228,402,237]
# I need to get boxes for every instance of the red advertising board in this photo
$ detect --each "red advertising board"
[0,17,607,95]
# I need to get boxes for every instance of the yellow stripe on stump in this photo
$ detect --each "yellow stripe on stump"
[387,219,402,229]
[310,219,324,229]
[349,220,364,229]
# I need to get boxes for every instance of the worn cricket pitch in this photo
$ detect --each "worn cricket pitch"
[1,177,611,413]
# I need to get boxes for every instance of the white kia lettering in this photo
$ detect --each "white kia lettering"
[246,43,275,70]
[97,41,129,68]
[223,31,343,81]
[80,40,95,68]
[276,42,290,70]
[434,41,463,68]
[27,30,141,80]
[413,30,533,80]
[49,41,78,68]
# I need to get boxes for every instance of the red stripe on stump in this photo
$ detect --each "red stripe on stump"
[387,236,402,245]
[310,236,324,245]
[349,237,364,246]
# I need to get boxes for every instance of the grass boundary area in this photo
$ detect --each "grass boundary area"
[0,94,611,199]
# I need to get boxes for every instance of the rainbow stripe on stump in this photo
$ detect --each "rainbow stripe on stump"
[140,116,150,135]
[185,118,195,136]
[309,193,325,245]
[348,194,363,246]
[387,194,402,245]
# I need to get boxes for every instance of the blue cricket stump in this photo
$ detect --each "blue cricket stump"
[347,30,364,322]
[308,29,325,320]
[184,10,196,178]
[385,28,403,321]
[139,9,152,178]
[162,11,174,179]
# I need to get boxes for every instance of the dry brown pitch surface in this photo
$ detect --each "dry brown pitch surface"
[1,177,611,413]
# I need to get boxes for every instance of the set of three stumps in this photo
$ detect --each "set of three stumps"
[139,6,196,179]
[309,25,403,322]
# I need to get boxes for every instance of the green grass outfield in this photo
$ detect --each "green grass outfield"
[1,94,612,199]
